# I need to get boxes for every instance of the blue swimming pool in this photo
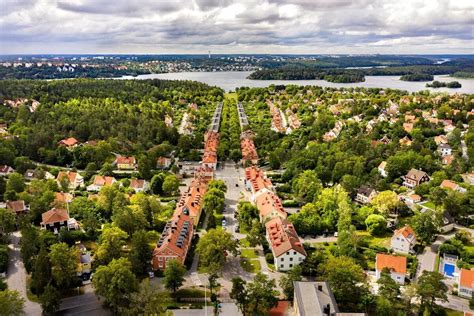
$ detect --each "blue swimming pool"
[443,263,455,277]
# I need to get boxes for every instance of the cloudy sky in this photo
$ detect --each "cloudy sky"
[0,0,473,54]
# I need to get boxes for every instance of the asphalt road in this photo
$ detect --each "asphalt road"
[7,231,42,316]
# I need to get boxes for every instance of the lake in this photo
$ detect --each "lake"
[120,71,474,94]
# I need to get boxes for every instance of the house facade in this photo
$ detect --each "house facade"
[265,217,306,272]
[403,169,430,189]
[0,165,14,176]
[86,175,116,192]
[391,226,416,254]
[40,208,78,234]
[375,253,407,285]
[130,179,149,193]
[56,171,84,190]
[354,186,376,204]
[115,156,137,170]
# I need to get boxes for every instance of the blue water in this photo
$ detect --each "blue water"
[443,263,455,277]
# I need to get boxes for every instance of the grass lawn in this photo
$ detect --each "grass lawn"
[225,92,238,101]
[239,238,251,248]
[419,201,439,211]
[241,248,258,259]
[173,287,209,299]
[444,309,463,316]
[240,259,261,273]
[356,231,391,249]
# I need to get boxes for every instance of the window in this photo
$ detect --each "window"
[299,257,303,261]
[290,258,293,261]
[289,264,293,268]
[280,264,284,268]
[293,251,297,255]
[287,252,290,255]
[281,258,284,262]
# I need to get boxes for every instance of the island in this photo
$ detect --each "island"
[247,68,365,83]
[399,73,434,81]
[426,81,462,88]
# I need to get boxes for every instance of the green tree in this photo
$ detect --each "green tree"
[365,214,387,236]
[0,290,25,316]
[129,230,152,276]
[236,201,258,232]
[337,197,358,257]
[39,284,61,315]
[96,225,128,265]
[163,259,186,293]
[377,267,401,303]
[49,242,78,289]
[196,228,238,272]
[93,258,138,313]
[32,245,51,295]
[245,273,278,316]
[97,184,128,218]
[203,188,225,215]
[412,209,442,245]
[230,277,247,313]
[112,206,149,236]
[292,170,322,203]
[125,279,170,315]
[6,173,25,193]
[0,208,16,237]
[162,174,179,196]
[20,225,40,273]
[321,256,368,308]
[416,271,448,313]
[429,187,447,211]
[150,173,165,195]
[370,190,399,215]
[268,152,281,170]
[279,265,302,300]
[208,180,227,193]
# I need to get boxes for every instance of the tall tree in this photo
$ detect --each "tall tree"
[377,267,401,304]
[416,271,448,313]
[39,284,61,315]
[20,225,40,273]
[245,273,278,316]
[6,173,25,193]
[0,290,25,316]
[412,209,442,245]
[279,265,302,300]
[93,258,138,313]
[125,279,170,315]
[163,259,186,293]
[129,230,152,276]
[0,208,16,238]
[49,242,78,289]
[96,225,128,265]
[162,174,179,196]
[196,228,238,272]
[292,170,322,203]
[32,245,51,295]
[370,190,400,215]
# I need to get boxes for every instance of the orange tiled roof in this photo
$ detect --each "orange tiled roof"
[41,208,69,225]
[459,269,474,289]
[265,217,306,257]
[92,175,115,187]
[245,166,273,193]
[57,171,79,183]
[55,192,73,203]
[241,138,258,162]
[6,200,26,213]
[376,253,407,274]
[174,178,208,219]
[440,179,458,190]
[256,191,287,220]
[115,156,136,165]
[394,226,416,240]
[59,137,78,147]
[130,179,146,189]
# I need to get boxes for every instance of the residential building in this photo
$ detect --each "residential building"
[399,136,412,147]
[434,135,448,145]
[255,190,287,223]
[402,169,430,189]
[240,136,259,165]
[86,175,116,192]
[461,172,474,185]
[440,179,467,193]
[174,178,208,226]
[375,253,407,285]
[354,186,376,204]
[156,156,172,169]
[115,156,137,170]
[391,226,416,254]
[0,165,14,176]
[265,217,306,272]
[40,208,79,234]
[6,200,29,216]
[58,137,79,148]
[403,123,414,133]
[458,268,474,298]
[293,281,366,316]
[76,243,92,279]
[194,165,214,181]
[54,192,73,208]
[378,161,387,178]
[442,155,454,166]
[202,131,219,170]
[438,143,452,156]
[56,171,84,190]
[151,213,194,270]
[130,179,149,193]
[244,166,273,197]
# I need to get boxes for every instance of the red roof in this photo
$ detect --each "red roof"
[245,166,273,193]
[459,268,474,289]
[57,171,80,183]
[130,179,146,189]
[6,200,26,213]
[59,137,79,147]
[241,138,258,162]
[256,191,287,220]
[115,156,136,165]
[394,226,416,240]
[265,217,306,258]
[41,208,69,225]
[376,253,407,274]
[174,178,208,220]
[92,175,115,187]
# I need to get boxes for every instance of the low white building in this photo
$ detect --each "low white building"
[0,165,14,177]
[458,268,473,298]
[86,175,116,192]
[438,143,452,157]
[354,186,376,204]
[265,217,306,271]
[376,253,407,285]
[378,161,387,178]
[130,179,149,193]
[391,226,416,254]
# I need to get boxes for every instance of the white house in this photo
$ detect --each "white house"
[87,175,116,192]
[0,165,14,177]
[458,268,473,298]
[56,171,84,190]
[378,161,387,178]
[265,217,306,272]
[376,253,407,285]
[438,143,452,157]
[130,179,149,193]
[391,226,416,254]
[354,186,376,204]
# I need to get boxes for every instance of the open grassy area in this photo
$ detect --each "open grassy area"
[444,309,463,316]
[240,258,261,273]
[224,92,238,101]
[357,231,391,249]
[241,248,258,259]
[239,237,251,248]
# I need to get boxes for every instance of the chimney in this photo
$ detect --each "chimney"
[323,303,330,316]
[318,285,323,292]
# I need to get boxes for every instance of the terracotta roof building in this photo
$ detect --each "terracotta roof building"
[265,217,306,271]
[240,137,259,165]
[56,171,84,190]
[244,166,273,196]
[6,200,28,215]
[458,268,474,298]
[41,208,78,234]
[58,137,79,148]
[376,253,407,284]
[151,213,194,270]
[403,168,430,189]
[256,190,287,223]
[391,226,416,254]
[86,175,116,192]
[174,178,208,226]
[114,156,137,170]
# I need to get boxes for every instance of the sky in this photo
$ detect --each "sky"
[0,0,473,55]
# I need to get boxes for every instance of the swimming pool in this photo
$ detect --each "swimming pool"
[443,263,455,277]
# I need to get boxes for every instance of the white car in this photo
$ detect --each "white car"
[222,219,227,226]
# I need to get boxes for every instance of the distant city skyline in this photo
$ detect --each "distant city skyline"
[1,0,473,55]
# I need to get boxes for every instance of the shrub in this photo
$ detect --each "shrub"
[265,253,274,264]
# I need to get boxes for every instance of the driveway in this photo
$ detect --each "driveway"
[7,231,42,316]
